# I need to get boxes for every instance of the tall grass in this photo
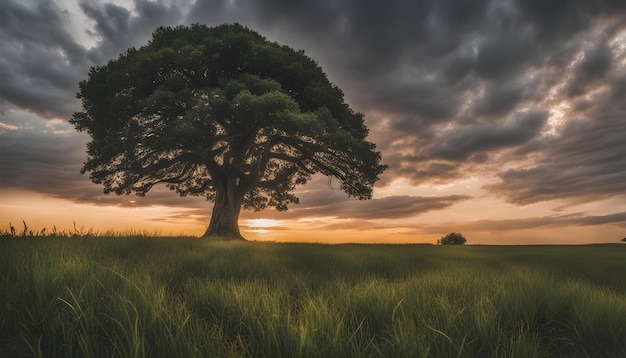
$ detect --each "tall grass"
[0,221,195,239]
[1,237,625,357]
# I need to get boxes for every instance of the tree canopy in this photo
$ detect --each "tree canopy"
[71,23,386,239]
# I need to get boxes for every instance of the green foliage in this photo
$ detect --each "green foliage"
[71,23,386,238]
[438,232,467,245]
[2,238,626,357]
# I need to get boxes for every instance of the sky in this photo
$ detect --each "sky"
[1,0,626,244]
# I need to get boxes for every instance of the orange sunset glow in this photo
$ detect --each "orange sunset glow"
[2,1,626,244]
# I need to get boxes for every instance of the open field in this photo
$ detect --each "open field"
[1,237,625,357]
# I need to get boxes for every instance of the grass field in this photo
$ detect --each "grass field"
[1,236,625,357]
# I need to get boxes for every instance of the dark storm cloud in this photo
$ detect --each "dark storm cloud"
[441,51,474,85]
[0,0,87,118]
[0,114,98,197]
[333,195,470,220]
[474,33,534,80]
[277,192,470,221]
[487,111,626,205]
[2,0,626,217]
[487,41,626,206]
[393,162,465,185]
[0,112,210,210]
[0,0,193,209]
[0,0,189,119]
[80,0,187,64]
[328,0,626,210]
[566,43,614,97]
[2,109,202,212]
[292,189,470,220]
[428,110,547,161]
[374,73,460,123]
[580,43,613,76]
[513,0,626,43]
[474,82,526,117]
[379,110,548,186]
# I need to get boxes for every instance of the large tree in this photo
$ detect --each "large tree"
[71,23,386,240]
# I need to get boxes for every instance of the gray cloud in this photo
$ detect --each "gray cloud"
[294,193,470,221]
[429,211,626,233]
[368,72,461,132]
[0,0,190,120]
[81,0,187,64]
[566,43,614,97]
[241,175,470,221]
[580,43,613,77]
[429,110,548,161]
[487,111,626,205]
[0,115,97,196]
[0,0,87,118]
[379,109,548,185]
[474,33,534,80]
[0,110,210,210]
[474,82,527,117]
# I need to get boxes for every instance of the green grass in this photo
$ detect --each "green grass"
[1,237,625,357]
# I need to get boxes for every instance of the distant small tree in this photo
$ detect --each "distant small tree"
[621,237,626,243]
[438,232,467,245]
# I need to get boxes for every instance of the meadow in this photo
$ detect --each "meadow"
[1,233,625,357]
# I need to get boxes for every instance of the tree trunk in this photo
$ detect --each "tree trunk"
[202,179,246,240]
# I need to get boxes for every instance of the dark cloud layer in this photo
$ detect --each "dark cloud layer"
[0,1,86,118]
[1,0,626,233]
[291,189,470,221]
[428,211,626,234]
[488,111,626,205]
[0,115,211,210]
[238,175,470,221]
[80,0,186,64]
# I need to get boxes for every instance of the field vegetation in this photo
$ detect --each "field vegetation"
[1,231,625,357]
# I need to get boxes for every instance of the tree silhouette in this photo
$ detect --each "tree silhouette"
[71,24,386,240]
[438,232,467,245]
[621,237,626,243]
